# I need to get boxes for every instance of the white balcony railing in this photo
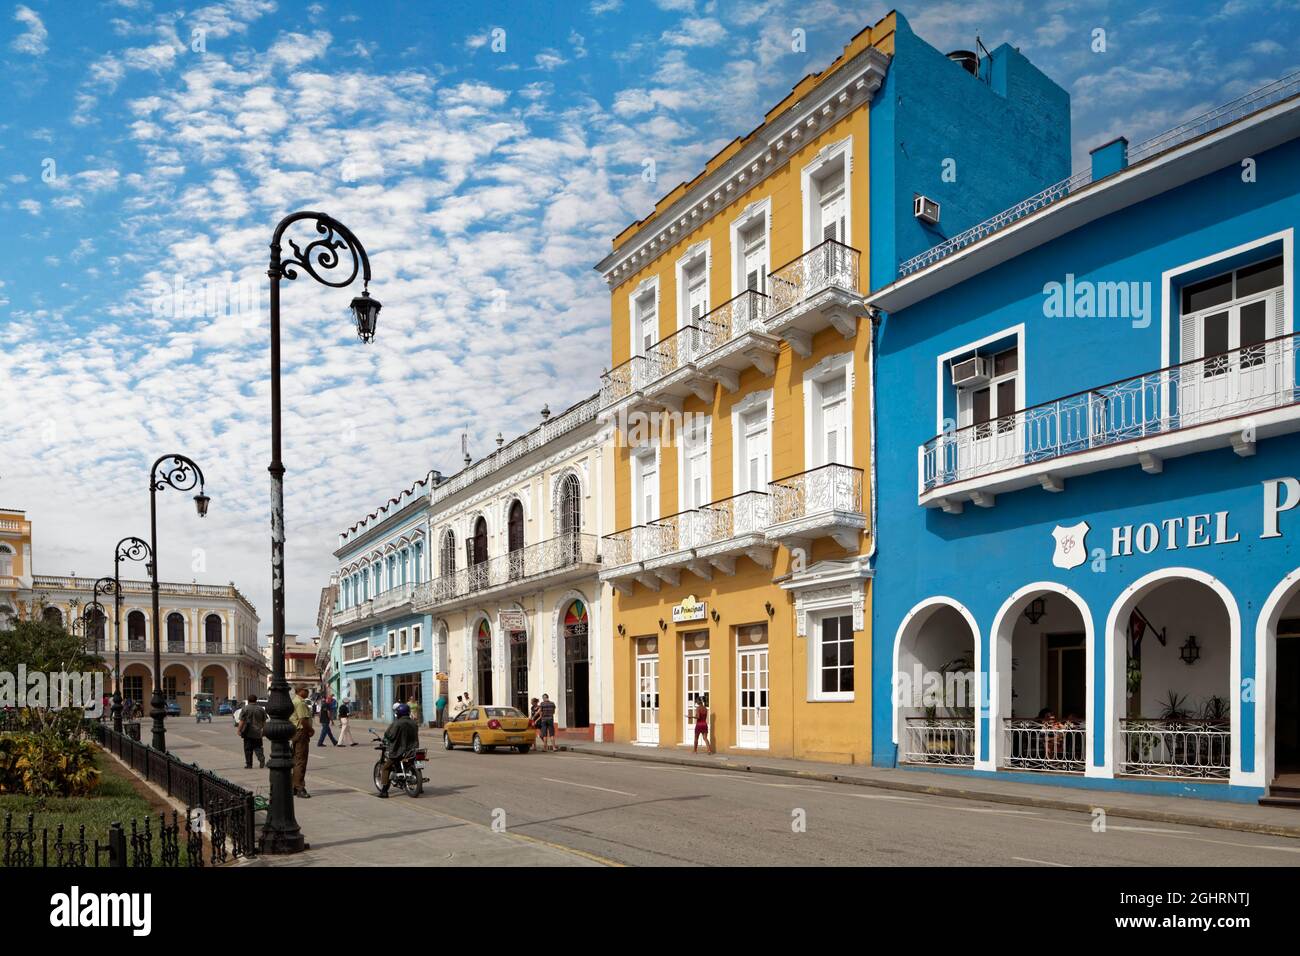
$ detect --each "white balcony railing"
[1002,718,1086,773]
[697,290,771,353]
[769,463,865,525]
[603,491,775,577]
[372,582,415,614]
[697,491,769,546]
[768,239,861,316]
[600,355,649,409]
[1119,719,1230,779]
[414,533,598,609]
[922,332,1300,493]
[903,717,975,766]
[645,324,709,385]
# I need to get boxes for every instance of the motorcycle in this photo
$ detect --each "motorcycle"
[370,729,425,797]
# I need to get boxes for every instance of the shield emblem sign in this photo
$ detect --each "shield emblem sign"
[1051,521,1090,570]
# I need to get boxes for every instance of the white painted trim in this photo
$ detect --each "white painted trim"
[729,197,773,298]
[801,350,854,470]
[1159,228,1293,369]
[674,239,712,330]
[932,324,1025,438]
[1253,567,1300,788]
[987,582,1095,775]
[1101,567,1242,783]
[806,604,856,703]
[628,274,662,358]
[730,388,773,495]
[800,135,853,252]
[890,596,981,761]
[675,413,713,512]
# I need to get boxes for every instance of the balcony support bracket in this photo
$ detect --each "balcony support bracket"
[1139,452,1163,475]
[939,498,964,515]
[970,491,996,509]
[1039,474,1064,493]
[708,556,736,575]
[784,328,813,358]
[1231,434,1257,458]
[686,560,712,581]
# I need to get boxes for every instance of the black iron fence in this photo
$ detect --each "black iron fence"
[0,806,240,867]
[88,722,257,860]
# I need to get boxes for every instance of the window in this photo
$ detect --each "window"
[633,287,658,356]
[413,542,423,584]
[804,356,852,469]
[440,529,456,577]
[958,346,1019,439]
[801,140,851,252]
[167,613,184,649]
[813,612,854,701]
[1180,255,1285,374]
[633,451,659,525]
[742,222,766,293]
[412,624,423,652]
[733,392,773,495]
[819,374,847,465]
[388,630,397,655]
[731,199,771,297]
[680,417,710,510]
[678,251,709,326]
[0,545,12,577]
[558,473,581,535]
[399,628,409,654]
[818,176,846,245]
[205,614,222,647]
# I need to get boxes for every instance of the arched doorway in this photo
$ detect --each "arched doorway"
[991,586,1090,773]
[475,618,494,705]
[562,599,590,728]
[1107,571,1234,780]
[470,517,488,591]
[204,614,222,652]
[201,664,230,702]
[42,606,63,629]
[893,599,977,766]
[167,612,185,652]
[121,663,152,717]
[1257,570,1300,793]
[127,610,147,651]
[508,500,525,580]
[162,663,192,715]
[507,609,529,713]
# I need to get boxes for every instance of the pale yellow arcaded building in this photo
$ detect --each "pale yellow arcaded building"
[594,17,895,762]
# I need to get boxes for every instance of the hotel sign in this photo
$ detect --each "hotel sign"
[499,609,528,633]
[672,594,708,624]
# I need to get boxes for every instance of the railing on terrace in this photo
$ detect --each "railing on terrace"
[696,290,771,352]
[128,639,146,653]
[769,239,861,316]
[921,332,1300,492]
[0,575,21,590]
[1119,719,1230,779]
[373,582,415,612]
[697,491,770,544]
[167,641,184,653]
[601,526,644,569]
[415,533,598,605]
[899,69,1300,276]
[205,642,223,654]
[769,463,865,524]
[645,324,709,384]
[1003,718,1086,773]
[599,355,649,408]
[31,575,241,599]
[903,717,975,766]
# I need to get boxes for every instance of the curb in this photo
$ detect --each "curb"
[560,744,1300,841]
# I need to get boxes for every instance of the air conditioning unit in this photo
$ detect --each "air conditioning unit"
[914,194,941,225]
[950,355,991,387]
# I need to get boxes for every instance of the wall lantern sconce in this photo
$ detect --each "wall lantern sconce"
[1023,598,1046,625]
[764,601,776,618]
[616,624,626,637]
[658,618,668,632]
[1179,634,1201,665]
[710,609,720,624]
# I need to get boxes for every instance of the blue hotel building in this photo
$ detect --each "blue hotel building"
[869,71,1300,803]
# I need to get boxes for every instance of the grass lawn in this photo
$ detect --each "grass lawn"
[0,747,189,865]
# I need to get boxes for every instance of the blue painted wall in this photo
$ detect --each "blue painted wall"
[336,611,433,720]
[871,135,1300,794]
[869,12,1071,291]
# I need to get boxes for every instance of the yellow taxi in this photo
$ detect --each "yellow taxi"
[443,705,536,754]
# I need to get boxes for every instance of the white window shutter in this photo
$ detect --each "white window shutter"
[1180,310,1198,363]
[1271,286,1286,338]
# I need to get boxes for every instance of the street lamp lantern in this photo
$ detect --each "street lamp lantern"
[349,289,381,342]
[194,492,211,517]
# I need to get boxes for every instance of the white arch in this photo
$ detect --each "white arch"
[890,596,981,757]
[988,581,1095,774]
[1103,567,1241,782]
[1254,567,1300,788]
[551,588,593,728]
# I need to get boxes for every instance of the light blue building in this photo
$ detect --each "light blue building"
[333,473,438,721]
[870,71,1300,804]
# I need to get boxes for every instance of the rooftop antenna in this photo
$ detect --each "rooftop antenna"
[461,430,471,467]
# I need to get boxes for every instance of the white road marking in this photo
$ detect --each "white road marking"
[541,777,637,797]
[1012,856,1070,867]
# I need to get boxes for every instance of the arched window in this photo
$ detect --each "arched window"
[87,608,107,645]
[469,516,489,591]
[440,530,456,578]
[204,614,222,650]
[508,500,525,580]
[0,544,13,577]
[413,542,423,584]
[559,473,581,535]
[167,612,185,650]
[42,606,63,628]
[127,610,147,649]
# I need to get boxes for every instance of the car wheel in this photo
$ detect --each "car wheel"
[515,745,531,754]
[472,733,483,754]
[443,731,454,751]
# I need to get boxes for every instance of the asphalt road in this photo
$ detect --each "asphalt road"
[182,719,1300,867]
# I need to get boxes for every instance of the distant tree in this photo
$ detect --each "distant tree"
[0,618,103,676]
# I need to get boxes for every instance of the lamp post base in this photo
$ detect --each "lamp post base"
[111,691,122,734]
[149,689,167,752]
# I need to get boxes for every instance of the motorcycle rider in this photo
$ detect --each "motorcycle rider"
[376,702,421,798]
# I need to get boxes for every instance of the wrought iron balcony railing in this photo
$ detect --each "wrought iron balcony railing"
[696,290,771,353]
[373,582,415,613]
[921,331,1300,493]
[167,641,185,654]
[696,491,770,545]
[205,642,223,654]
[769,463,865,525]
[645,324,709,385]
[768,239,861,316]
[1002,718,1086,773]
[1119,718,1230,779]
[599,355,649,408]
[902,717,976,766]
[127,639,146,653]
[414,533,598,608]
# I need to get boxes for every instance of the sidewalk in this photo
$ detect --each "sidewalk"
[559,740,1300,840]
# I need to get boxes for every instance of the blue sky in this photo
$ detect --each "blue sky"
[1,0,1297,637]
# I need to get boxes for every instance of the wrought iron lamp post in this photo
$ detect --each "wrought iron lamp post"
[90,576,118,724]
[262,211,380,854]
[114,537,151,733]
[147,456,209,752]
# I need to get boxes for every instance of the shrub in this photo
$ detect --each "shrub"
[0,709,101,798]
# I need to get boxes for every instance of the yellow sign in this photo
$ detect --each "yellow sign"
[672,593,707,624]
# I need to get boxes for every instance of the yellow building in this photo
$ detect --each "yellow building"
[595,18,894,763]
[0,508,34,625]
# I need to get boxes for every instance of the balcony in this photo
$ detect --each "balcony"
[413,533,600,611]
[1119,719,1230,779]
[1003,718,1086,774]
[601,491,776,593]
[167,641,184,654]
[127,639,146,653]
[920,332,1300,511]
[599,354,651,416]
[693,290,781,383]
[766,463,866,551]
[766,239,864,355]
[643,324,712,408]
[205,642,223,654]
[333,602,368,627]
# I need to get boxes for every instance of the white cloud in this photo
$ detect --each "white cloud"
[10,4,47,56]
[662,17,728,47]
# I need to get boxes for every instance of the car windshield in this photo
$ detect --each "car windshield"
[484,707,523,718]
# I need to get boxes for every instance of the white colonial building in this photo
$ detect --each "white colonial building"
[415,394,615,739]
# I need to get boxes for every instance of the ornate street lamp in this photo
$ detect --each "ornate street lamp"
[147,455,208,752]
[262,211,378,855]
[90,576,118,725]
[114,537,151,734]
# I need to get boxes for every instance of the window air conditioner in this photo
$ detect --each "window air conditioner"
[950,355,990,387]
[914,194,941,225]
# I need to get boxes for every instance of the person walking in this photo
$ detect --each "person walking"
[435,690,448,727]
[290,687,314,798]
[238,693,267,769]
[529,697,541,752]
[409,697,422,727]
[317,692,339,747]
[536,693,558,752]
[692,695,711,754]
[337,698,357,746]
